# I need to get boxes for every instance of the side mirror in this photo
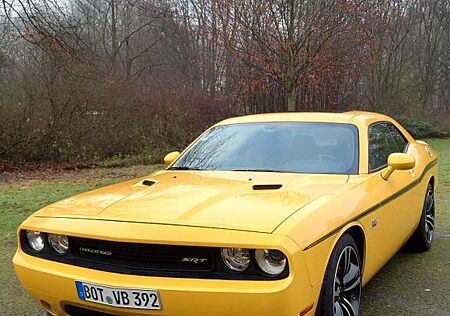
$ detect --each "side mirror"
[164,151,180,165]
[381,153,415,180]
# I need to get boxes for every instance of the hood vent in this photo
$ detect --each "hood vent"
[252,184,282,190]
[142,180,156,186]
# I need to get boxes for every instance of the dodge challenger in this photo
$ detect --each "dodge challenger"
[13,112,438,316]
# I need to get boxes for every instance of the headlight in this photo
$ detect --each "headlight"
[220,248,250,272]
[255,249,287,275]
[26,230,45,252]
[48,234,69,254]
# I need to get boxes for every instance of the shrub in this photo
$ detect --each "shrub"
[396,116,448,139]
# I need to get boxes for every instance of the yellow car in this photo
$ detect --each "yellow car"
[14,112,438,316]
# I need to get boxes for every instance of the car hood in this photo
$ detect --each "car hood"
[35,170,349,233]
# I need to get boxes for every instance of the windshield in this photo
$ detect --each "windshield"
[170,122,359,174]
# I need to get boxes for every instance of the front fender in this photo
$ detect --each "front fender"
[302,222,367,288]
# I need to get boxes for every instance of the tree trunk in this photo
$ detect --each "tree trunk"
[111,0,118,69]
[287,81,297,111]
[286,0,297,112]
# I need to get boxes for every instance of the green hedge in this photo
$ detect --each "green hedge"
[396,116,448,139]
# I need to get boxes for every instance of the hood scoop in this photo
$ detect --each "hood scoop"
[252,184,283,190]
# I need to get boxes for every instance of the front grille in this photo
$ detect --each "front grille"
[65,305,117,316]
[20,230,289,280]
[69,237,214,272]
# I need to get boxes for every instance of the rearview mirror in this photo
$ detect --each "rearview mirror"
[164,151,180,165]
[382,153,415,180]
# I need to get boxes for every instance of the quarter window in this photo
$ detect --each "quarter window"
[388,124,407,152]
[368,123,407,172]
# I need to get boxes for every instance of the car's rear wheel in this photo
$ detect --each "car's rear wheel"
[410,183,435,252]
[316,234,362,316]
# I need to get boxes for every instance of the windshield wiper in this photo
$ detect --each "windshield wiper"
[169,167,289,172]
[169,166,202,170]
[231,169,289,173]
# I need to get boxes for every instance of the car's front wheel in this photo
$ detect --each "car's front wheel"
[316,233,362,316]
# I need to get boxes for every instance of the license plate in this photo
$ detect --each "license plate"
[75,281,162,310]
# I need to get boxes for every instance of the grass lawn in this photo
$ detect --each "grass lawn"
[0,165,162,316]
[0,139,449,315]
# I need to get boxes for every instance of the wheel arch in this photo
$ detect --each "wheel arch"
[424,174,437,195]
[429,175,435,188]
[306,222,367,315]
[333,223,367,277]
[303,222,367,289]
[345,225,366,267]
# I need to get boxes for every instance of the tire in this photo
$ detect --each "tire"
[410,183,435,252]
[316,234,362,316]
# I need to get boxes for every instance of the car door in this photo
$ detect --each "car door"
[361,122,422,280]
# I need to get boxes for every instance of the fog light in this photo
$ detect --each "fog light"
[40,299,52,312]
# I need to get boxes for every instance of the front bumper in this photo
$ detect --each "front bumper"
[14,217,317,316]
[14,250,314,316]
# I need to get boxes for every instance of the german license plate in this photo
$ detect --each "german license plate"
[75,281,162,310]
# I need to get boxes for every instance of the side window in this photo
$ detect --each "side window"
[368,123,403,172]
[387,124,408,152]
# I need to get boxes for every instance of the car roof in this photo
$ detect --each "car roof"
[214,111,392,126]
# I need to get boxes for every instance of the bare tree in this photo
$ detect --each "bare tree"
[224,0,368,111]
[0,0,448,163]
[412,0,450,114]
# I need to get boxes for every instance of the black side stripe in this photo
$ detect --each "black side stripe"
[303,159,438,251]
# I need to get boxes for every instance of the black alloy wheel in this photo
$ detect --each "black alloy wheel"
[410,183,435,252]
[316,234,362,316]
